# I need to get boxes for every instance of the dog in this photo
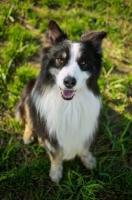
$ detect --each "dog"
[15,19,106,182]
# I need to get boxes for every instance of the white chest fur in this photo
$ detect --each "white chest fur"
[33,86,101,160]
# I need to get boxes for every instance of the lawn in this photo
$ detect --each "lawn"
[0,0,132,199]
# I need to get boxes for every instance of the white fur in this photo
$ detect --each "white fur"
[32,42,101,160]
[49,163,63,182]
[80,151,97,169]
[33,85,101,160]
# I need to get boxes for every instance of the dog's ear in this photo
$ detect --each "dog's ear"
[81,31,107,54]
[46,19,67,45]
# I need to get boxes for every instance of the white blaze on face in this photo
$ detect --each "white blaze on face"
[57,42,90,90]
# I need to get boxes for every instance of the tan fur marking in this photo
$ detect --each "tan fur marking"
[38,137,44,147]
[23,101,34,144]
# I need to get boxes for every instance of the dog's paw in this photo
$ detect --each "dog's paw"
[49,165,63,182]
[81,152,97,169]
[23,134,34,145]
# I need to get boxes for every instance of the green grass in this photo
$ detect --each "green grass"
[0,0,132,199]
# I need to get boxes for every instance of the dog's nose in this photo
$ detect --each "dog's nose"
[64,76,76,88]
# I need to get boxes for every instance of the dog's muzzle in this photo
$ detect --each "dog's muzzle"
[60,76,76,100]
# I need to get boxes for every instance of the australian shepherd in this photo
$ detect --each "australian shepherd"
[15,20,106,182]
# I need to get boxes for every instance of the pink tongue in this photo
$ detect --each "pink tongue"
[61,90,74,98]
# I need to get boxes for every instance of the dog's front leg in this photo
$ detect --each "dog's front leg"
[80,149,96,169]
[48,151,63,182]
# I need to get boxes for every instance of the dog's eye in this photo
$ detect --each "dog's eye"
[80,60,86,65]
[79,59,88,71]
[56,58,64,64]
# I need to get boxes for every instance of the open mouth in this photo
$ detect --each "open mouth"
[60,88,76,100]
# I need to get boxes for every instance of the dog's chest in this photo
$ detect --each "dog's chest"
[34,86,101,160]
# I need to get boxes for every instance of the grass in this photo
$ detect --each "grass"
[0,0,132,199]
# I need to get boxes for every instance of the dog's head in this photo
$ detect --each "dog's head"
[41,20,106,100]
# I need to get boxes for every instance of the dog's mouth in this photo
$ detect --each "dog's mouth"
[60,88,76,100]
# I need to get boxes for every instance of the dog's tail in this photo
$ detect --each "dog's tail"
[15,78,36,123]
